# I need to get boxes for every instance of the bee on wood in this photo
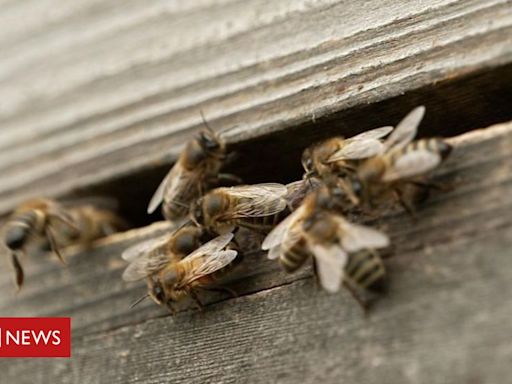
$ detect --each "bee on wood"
[147,115,238,221]
[262,182,389,307]
[346,106,452,214]
[190,183,289,235]
[123,232,240,313]
[301,125,394,179]
[2,197,126,289]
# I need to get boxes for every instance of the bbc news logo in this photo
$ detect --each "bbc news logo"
[0,318,71,357]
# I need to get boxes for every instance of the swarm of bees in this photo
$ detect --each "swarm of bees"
[2,106,452,313]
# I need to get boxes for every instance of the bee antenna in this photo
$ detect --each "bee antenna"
[129,294,149,309]
[199,110,215,134]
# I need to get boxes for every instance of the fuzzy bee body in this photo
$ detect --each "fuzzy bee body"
[148,126,229,222]
[344,250,386,293]
[3,198,125,289]
[191,183,288,235]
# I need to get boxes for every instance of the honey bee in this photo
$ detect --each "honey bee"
[346,106,453,213]
[123,232,239,313]
[3,198,126,289]
[301,125,394,179]
[190,183,289,235]
[262,182,389,306]
[122,223,205,282]
[147,115,235,221]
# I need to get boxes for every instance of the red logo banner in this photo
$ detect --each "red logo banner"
[0,317,71,357]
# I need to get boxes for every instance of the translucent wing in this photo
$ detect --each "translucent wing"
[383,106,425,152]
[148,164,201,214]
[310,243,347,293]
[268,245,281,260]
[327,139,384,162]
[147,167,174,214]
[223,183,288,218]
[122,249,171,282]
[336,218,390,253]
[349,126,394,141]
[62,196,119,211]
[382,149,441,182]
[122,233,172,261]
[262,205,305,251]
[285,178,321,210]
[186,250,238,281]
[182,233,234,262]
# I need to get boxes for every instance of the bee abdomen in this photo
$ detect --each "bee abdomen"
[344,251,386,292]
[237,211,287,233]
[279,238,310,273]
[405,138,452,160]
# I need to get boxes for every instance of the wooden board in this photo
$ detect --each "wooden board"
[0,0,511,218]
[0,120,511,383]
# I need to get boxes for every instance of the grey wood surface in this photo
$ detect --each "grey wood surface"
[0,0,511,217]
[0,121,511,383]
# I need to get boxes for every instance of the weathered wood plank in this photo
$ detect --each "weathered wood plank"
[1,216,511,383]
[0,0,511,215]
[0,120,510,348]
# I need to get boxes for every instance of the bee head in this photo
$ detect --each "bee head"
[150,281,167,305]
[4,225,30,251]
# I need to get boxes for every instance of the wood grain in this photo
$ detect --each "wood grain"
[0,120,510,383]
[0,0,511,216]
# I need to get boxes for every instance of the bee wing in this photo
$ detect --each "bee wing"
[147,167,174,214]
[262,205,305,251]
[382,149,442,182]
[383,106,425,152]
[268,245,281,260]
[179,233,237,284]
[285,178,321,210]
[336,218,390,253]
[183,233,234,262]
[349,126,394,141]
[122,234,172,261]
[122,249,171,282]
[148,165,200,214]
[225,183,288,218]
[327,138,384,162]
[186,250,238,281]
[310,243,347,293]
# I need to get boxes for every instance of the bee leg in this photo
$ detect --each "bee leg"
[45,227,67,265]
[311,260,321,289]
[189,289,204,312]
[166,301,177,315]
[342,281,369,315]
[11,252,24,291]
[393,189,417,220]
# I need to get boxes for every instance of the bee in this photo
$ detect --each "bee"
[123,232,239,313]
[284,177,322,211]
[347,106,453,213]
[190,183,289,235]
[3,198,125,289]
[147,114,236,221]
[301,125,394,179]
[122,223,205,283]
[262,182,389,307]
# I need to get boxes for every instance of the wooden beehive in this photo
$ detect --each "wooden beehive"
[0,1,511,383]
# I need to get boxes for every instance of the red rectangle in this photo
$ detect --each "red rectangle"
[0,317,71,357]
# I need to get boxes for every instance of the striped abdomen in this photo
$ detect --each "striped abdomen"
[390,138,452,163]
[279,233,311,273]
[344,251,385,292]
[235,208,290,234]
